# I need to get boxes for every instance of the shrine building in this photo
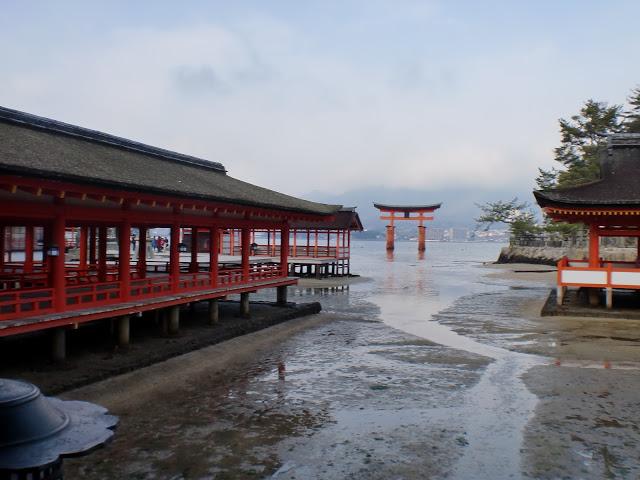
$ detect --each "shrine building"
[286,207,363,277]
[0,106,341,359]
[181,208,363,278]
[534,133,640,309]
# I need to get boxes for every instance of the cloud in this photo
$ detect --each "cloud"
[0,6,637,200]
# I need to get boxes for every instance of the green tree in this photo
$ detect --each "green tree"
[536,99,623,189]
[475,198,540,237]
[624,86,640,133]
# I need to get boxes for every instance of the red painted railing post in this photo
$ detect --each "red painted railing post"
[588,224,600,267]
[78,225,88,270]
[190,227,198,273]
[89,226,97,266]
[51,209,66,311]
[98,226,107,282]
[0,224,5,269]
[137,225,147,278]
[210,226,219,287]
[170,223,180,292]
[280,224,289,277]
[24,225,34,273]
[119,219,131,301]
[241,227,250,282]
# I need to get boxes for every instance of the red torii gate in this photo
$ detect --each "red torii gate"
[373,203,442,251]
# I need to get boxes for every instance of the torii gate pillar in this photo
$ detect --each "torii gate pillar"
[418,225,426,252]
[386,225,395,251]
[374,203,442,253]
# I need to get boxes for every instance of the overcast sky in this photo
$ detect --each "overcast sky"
[2,1,639,199]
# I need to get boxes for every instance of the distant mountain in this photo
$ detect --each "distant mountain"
[304,185,534,232]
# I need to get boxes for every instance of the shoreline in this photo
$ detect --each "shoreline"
[0,300,322,395]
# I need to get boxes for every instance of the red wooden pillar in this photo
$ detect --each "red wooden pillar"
[588,224,600,267]
[241,227,250,282]
[190,227,198,273]
[170,223,180,292]
[89,226,97,266]
[335,229,340,259]
[230,229,235,256]
[51,212,66,311]
[210,226,219,287]
[0,225,4,268]
[385,226,395,251]
[314,229,318,257]
[79,226,88,269]
[326,229,330,255]
[347,230,351,275]
[292,229,297,257]
[24,225,34,273]
[280,225,289,276]
[98,226,107,282]
[137,226,147,277]
[417,225,426,252]
[386,213,395,251]
[267,230,271,257]
[119,220,131,301]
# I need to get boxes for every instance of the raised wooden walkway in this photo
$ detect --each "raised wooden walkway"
[0,276,297,337]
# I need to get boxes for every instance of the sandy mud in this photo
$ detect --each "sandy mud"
[59,245,640,479]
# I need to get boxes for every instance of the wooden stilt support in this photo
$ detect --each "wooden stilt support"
[588,288,600,306]
[606,288,613,309]
[556,286,565,306]
[208,299,219,325]
[51,328,66,362]
[277,285,288,306]
[240,292,250,318]
[168,306,180,335]
[118,315,130,347]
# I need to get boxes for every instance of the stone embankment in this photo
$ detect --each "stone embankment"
[496,246,638,266]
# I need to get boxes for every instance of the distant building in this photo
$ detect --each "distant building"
[426,228,445,241]
[447,228,469,242]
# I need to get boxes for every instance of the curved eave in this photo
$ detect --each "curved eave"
[0,166,341,218]
[373,202,442,212]
[534,190,640,210]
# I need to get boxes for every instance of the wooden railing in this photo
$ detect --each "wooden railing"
[65,281,121,310]
[0,287,54,318]
[178,272,211,291]
[289,245,350,259]
[558,256,640,289]
[248,263,283,281]
[0,262,288,321]
[130,275,172,298]
[218,267,244,286]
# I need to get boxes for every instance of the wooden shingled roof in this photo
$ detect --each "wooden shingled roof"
[290,207,364,231]
[0,106,341,216]
[534,134,640,209]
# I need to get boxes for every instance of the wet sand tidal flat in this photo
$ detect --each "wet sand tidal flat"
[64,242,640,479]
